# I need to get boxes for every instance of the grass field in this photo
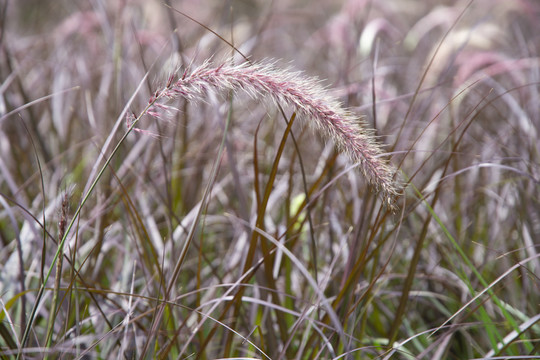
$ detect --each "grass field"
[1,0,539,359]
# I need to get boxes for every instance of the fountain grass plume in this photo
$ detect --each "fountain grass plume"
[134,59,401,209]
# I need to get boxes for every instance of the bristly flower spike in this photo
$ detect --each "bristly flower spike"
[133,59,401,209]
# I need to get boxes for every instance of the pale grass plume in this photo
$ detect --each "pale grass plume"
[133,59,401,208]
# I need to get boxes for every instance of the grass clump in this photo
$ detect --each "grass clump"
[0,0,539,359]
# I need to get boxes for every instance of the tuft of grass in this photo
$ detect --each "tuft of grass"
[133,59,400,208]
